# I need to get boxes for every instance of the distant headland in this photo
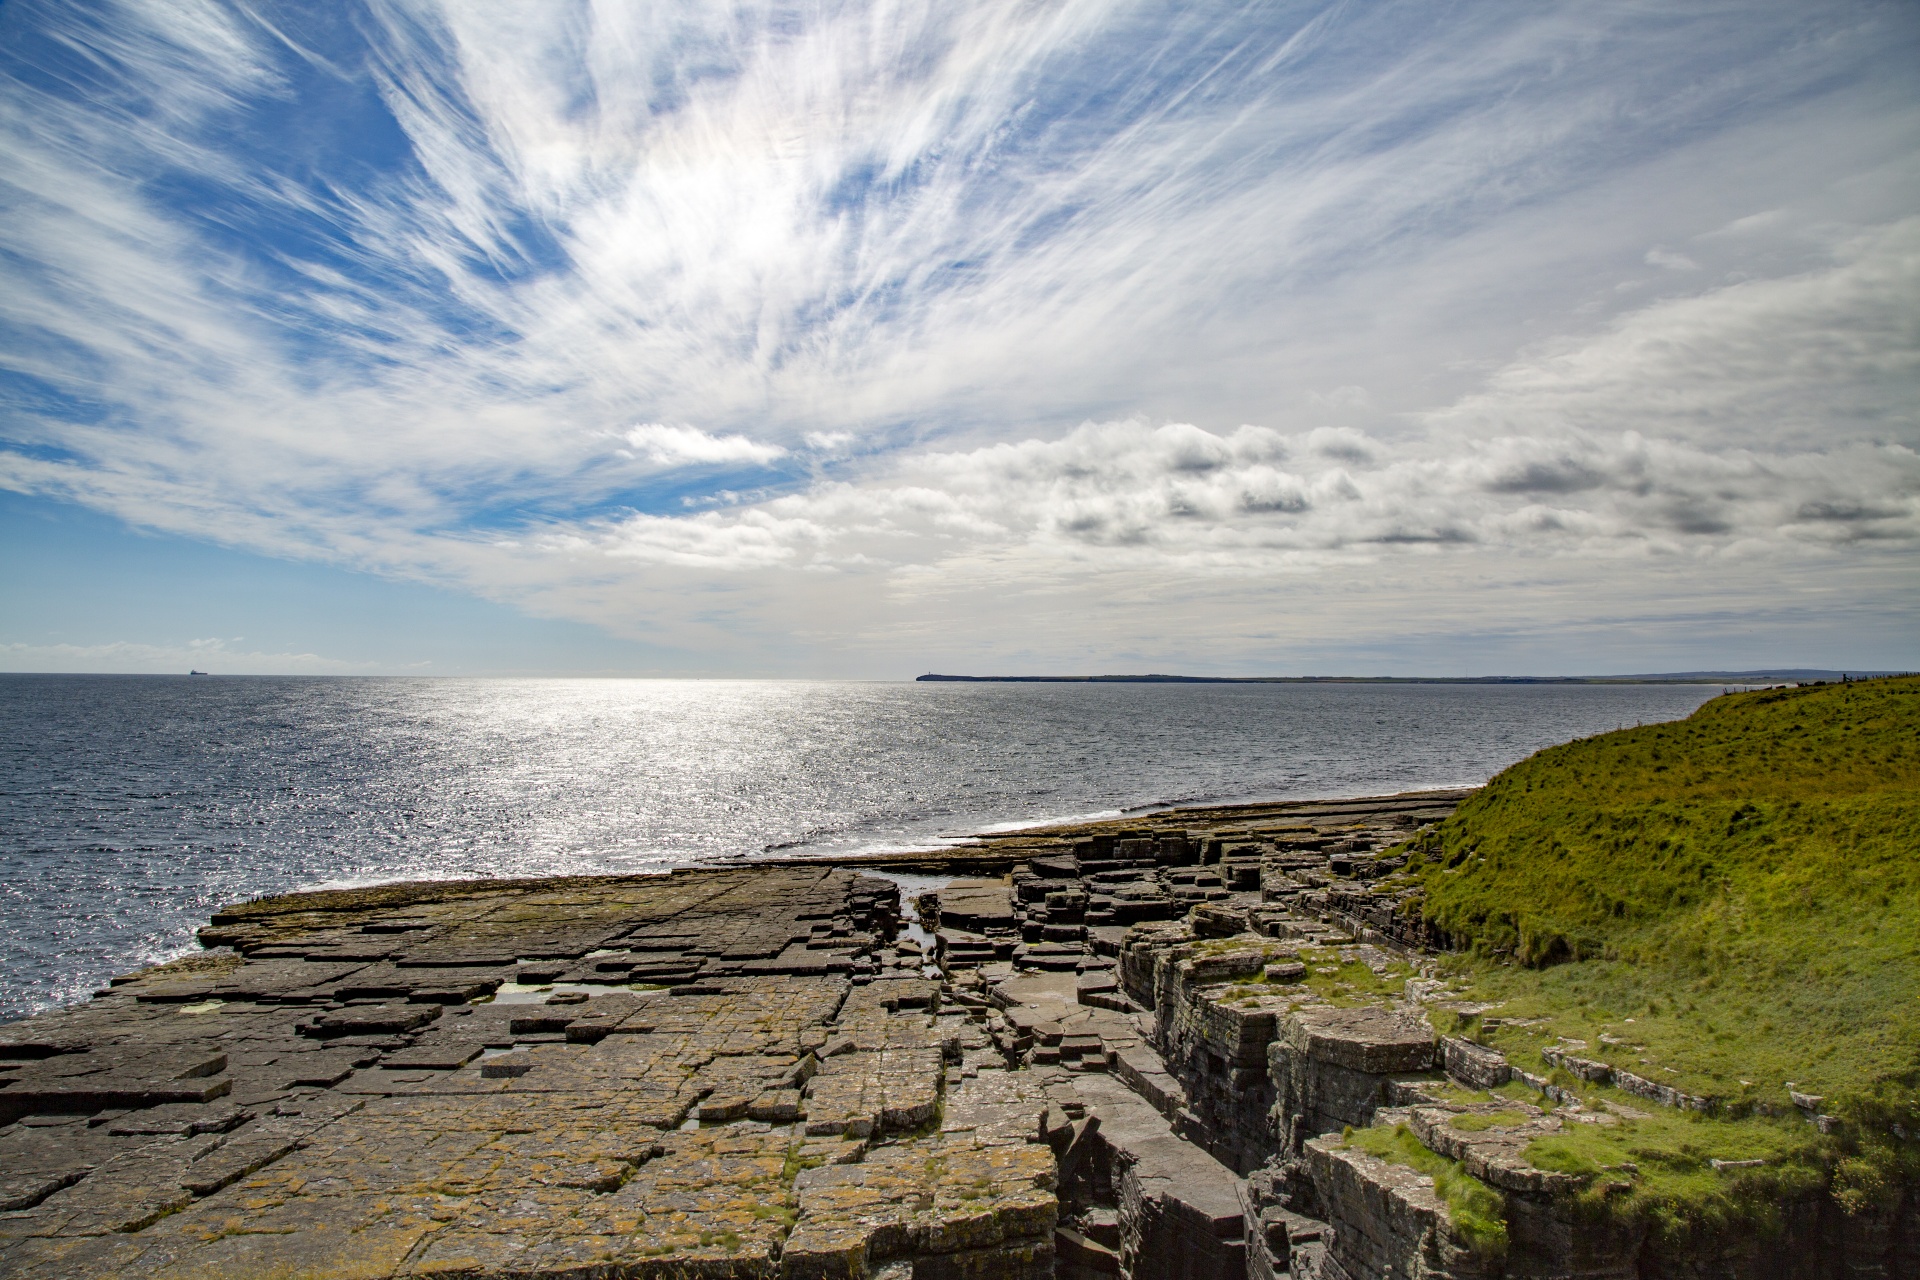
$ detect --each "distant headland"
[916,669,1893,684]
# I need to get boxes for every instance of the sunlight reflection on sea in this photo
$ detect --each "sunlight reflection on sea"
[0,676,1722,1018]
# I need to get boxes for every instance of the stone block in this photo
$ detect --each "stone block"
[1441,1035,1511,1091]
[784,1135,1056,1278]
[749,1088,804,1122]
[1303,1134,1497,1280]
[1609,1067,1713,1112]
[0,1167,91,1213]
[281,1050,375,1087]
[1280,1006,1433,1075]
[379,1041,484,1070]
[1075,971,1119,1003]
[1179,945,1277,986]
[1405,1105,1580,1196]
[104,1102,250,1137]
[939,881,1017,932]
[1541,1044,1615,1083]
[304,1003,441,1038]
[0,1074,235,1121]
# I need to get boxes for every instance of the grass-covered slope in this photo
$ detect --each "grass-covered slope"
[1400,675,1920,1110]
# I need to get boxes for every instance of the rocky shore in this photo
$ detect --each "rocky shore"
[0,786,1910,1278]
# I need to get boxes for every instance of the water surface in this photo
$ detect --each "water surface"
[0,676,1723,1019]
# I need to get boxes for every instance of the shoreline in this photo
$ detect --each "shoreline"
[0,752,1899,1277]
[757,785,1475,875]
[263,788,1480,918]
[2,674,1729,1027]
[0,786,1482,1027]
[169,787,1468,939]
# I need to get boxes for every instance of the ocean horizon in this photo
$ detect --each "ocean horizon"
[0,675,1725,1020]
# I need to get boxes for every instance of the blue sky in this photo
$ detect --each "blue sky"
[1,0,1916,676]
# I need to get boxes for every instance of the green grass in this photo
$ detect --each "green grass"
[1342,1123,1508,1257]
[1419,1079,1842,1251]
[780,1144,827,1183]
[1359,677,1920,1245]
[1389,676,1920,1115]
[1524,1100,1829,1245]
[1444,1110,1532,1132]
[1223,946,1415,1009]
[1297,947,1417,1006]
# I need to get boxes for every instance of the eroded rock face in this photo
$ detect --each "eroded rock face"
[1270,1006,1436,1158]
[1303,1133,1499,1280]
[995,792,1713,1280]
[1127,927,1297,1174]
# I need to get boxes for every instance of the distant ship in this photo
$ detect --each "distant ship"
[189,670,209,676]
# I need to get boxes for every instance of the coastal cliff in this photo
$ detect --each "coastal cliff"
[0,677,1912,1278]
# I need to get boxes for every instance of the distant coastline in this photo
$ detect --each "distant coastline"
[916,669,1894,685]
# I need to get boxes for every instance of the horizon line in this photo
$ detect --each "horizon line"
[0,668,1907,683]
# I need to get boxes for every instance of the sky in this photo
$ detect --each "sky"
[1,0,1916,677]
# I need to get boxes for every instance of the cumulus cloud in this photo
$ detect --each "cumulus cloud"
[458,224,1917,666]
[547,420,1918,578]
[482,224,1920,594]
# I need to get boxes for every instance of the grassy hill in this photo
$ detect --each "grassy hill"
[1401,674,1920,1115]
[1370,676,1920,1243]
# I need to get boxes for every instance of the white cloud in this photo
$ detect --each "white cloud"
[1301,427,1383,466]
[545,420,1918,581]
[621,424,785,469]
[1429,219,1920,452]
[439,232,1916,665]
[0,0,1914,670]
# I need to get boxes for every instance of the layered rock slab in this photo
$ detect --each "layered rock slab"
[0,867,1046,1280]
[3,789,1517,1280]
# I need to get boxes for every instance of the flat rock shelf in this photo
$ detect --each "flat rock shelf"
[0,792,1456,1280]
[7,786,1889,1279]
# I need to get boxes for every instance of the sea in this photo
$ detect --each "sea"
[0,675,1728,1021]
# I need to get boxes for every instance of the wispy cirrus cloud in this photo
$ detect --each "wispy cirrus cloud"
[1430,220,1920,453]
[0,0,1915,670]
